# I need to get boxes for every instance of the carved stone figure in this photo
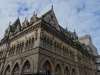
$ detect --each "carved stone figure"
[30,12,38,25]
[22,17,29,28]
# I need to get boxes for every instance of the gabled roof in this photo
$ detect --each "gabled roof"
[42,7,60,31]
[11,18,21,32]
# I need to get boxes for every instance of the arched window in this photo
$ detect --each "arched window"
[72,69,76,75]
[70,51,75,61]
[22,60,31,75]
[27,40,30,50]
[43,36,47,48]
[21,42,24,52]
[54,42,57,53]
[55,64,62,75]
[19,43,22,53]
[25,40,28,50]
[42,61,52,75]
[35,30,38,40]
[48,39,52,51]
[16,44,20,54]
[31,38,34,48]
[4,65,10,75]
[13,45,16,55]
[64,66,70,75]
[12,63,20,75]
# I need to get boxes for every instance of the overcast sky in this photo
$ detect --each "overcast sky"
[0,0,100,54]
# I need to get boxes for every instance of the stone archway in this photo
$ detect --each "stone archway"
[4,65,10,75]
[42,60,52,75]
[12,63,20,75]
[72,69,76,75]
[21,60,31,75]
[54,64,62,75]
[64,66,70,75]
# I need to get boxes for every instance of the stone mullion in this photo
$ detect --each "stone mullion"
[23,42,26,52]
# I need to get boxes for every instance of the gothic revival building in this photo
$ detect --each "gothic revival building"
[0,7,98,75]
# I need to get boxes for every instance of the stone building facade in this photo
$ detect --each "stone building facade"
[0,7,98,75]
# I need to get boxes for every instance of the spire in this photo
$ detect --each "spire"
[9,22,11,26]
[51,5,53,10]
[30,11,38,25]
[74,29,76,33]
[11,18,21,32]
[25,17,27,21]
[33,11,35,16]
[22,17,29,28]
[24,17,28,22]
[33,11,37,17]
[23,17,28,23]
[66,27,68,31]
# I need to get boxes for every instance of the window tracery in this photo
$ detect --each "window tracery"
[22,61,31,74]
[70,50,75,61]
[42,61,52,75]
[72,69,76,75]
[55,64,62,75]
[54,41,61,55]
[63,46,69,58]
[25,38,34,51]
[42,35,53,52]
[64,66,70,75]
[4,65,10,75]
[12,64,20,75]
[77,53,82,63]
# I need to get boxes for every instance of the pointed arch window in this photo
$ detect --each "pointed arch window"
[4,65,10,75]
[31,37,34,48]
[25,40,28,50]
[43,36,47,48]
[72,69,76,75]
[22,60,31,75]
[42,61,52,75]
[55,64,62,75]
[12,63,20,75]
[64,66,70,75]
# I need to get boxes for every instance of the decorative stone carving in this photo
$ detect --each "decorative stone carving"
[21,57,26,64]
[30,12,38,25]
[22,17,29,29]
[35,30,38,40]
[4,65,10,75]
[50,57,55,65]
[23,61,31,73]
[12,64,20,75]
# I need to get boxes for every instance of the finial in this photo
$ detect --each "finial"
[33,11,37,16]
[74,29,75,32]
[9,22,11,25]
[66,27,68,30]
[36,13,37,16]
[25,17,27,20]
[51,5,53,10]
[33,11,35,16]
